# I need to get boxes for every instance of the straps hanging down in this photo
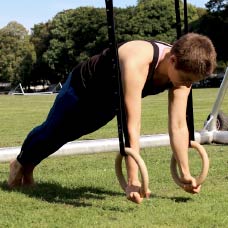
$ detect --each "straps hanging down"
[105,0,129,156]
[174,0,195,142]
[174,0,182,39]
[183,0,195,141]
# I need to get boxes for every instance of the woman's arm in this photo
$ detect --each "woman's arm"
[168,86,201,193]
[118,41,153,202]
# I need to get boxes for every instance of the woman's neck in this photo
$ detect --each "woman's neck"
[153,51,171,85]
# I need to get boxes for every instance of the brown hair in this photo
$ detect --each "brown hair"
[171,33,217,79]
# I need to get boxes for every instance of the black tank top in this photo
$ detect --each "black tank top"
[71,40,172,97]
[142,40,173,97]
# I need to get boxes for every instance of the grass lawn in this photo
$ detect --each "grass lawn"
[0,88,228,227]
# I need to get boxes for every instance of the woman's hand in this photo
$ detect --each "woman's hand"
[180,175,201,194]
[125,184,151,204]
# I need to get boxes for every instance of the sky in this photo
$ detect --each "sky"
[0,0,209,32]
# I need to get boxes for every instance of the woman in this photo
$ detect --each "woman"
[8,33,217,204]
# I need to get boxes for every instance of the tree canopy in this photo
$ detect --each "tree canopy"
[0,0,227,87]
[0,22,36,86]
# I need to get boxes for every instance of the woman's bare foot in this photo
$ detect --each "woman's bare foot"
[8,160,35,188]
[22,165,35,187]
[8,160,24,188]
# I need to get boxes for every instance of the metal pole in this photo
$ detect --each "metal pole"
[204,67,228,131]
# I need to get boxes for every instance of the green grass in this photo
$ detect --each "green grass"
[0,88,228,227]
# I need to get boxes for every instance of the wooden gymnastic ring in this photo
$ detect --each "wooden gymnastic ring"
[115,148,149,197]
[170,140,209,188]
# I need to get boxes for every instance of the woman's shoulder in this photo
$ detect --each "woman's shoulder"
[119,40,154,49]
[118,40,154,64]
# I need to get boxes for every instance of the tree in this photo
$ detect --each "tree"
[30,22,56,84]
[1,1,226,85]
[190,0,228,70]
[28,1,202,83]
[41,7,108,81]
[205,0,227,12]
[0,22,36,85]
[129,0,201,42]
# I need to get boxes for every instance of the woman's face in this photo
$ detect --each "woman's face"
[168,55,201,87]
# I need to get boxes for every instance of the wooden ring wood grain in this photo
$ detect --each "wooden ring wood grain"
[170,140,209,187]
[115,148,149,197]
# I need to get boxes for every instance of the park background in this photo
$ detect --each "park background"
[0,0,227,93]
[0,0,228,227]
[0,89,228,227]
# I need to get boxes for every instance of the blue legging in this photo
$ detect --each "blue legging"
[17,74,116,166]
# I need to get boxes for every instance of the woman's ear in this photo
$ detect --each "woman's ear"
[169,55,176,65]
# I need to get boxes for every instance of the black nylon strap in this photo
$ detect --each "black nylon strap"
[183,0,195,142]
[105,0,128,156]
[174,0,195,143]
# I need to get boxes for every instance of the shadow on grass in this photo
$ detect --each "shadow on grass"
[150,193,193,203]
[0,181,123,207]
[0,181,192,208]
[169,196,192,203]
